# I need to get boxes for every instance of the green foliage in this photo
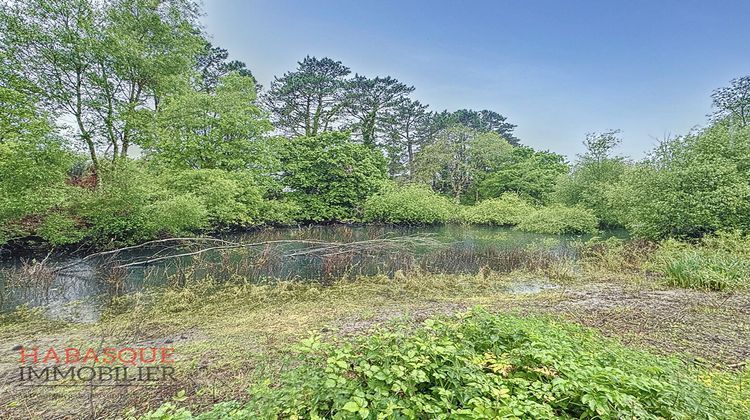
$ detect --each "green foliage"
[149,72,273,171]
[281,132,387,221]
[0,0,205,169]
[344,75,415,147]
[144,194,208,237]
[362,184,456,224]
[611,123,750,239]
[0,59,74,235]
[554,130,628,226]
[431,109,520,146]
[415,126,514,202]
[73,163,160,247]
[165,309,740,419]
[516,205,599,235]
[37,213,86,246]
[265,56,351,137]
[159,169,265,227]
[461,193,534,226]
[554,159,627,227]
[257,199,302,225]
[71,164,269,247]
[477,146,568,204]
[0,137,74,236]
[650,232,750,291]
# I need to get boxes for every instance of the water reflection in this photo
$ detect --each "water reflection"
[0,225,626,320]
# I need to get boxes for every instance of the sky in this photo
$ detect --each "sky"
[202,0,750,160]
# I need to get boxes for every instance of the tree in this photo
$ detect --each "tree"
[711,76,750,127]
[610,123,750,238]
[554,130,628,226]
[0,0,203,173]
[0,53,74,235]
[280,132,387,221]
[265,56,350,137]
[383,98,430,178]
[477,146,568,203]
[345,75,415,147]
[431,109,520,146]
[147,72,273,171]
[415,125,512,202]
[195,41,255,93]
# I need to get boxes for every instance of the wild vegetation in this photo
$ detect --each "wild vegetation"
[2,0,750,418]
[171,309,742,419]
[2,0,749,251]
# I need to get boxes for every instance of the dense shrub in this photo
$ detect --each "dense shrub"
[71,163,159,247]
[363,184,455,224]
[650,232,750,291]
[160,169,265,227]
[281,132,387,221]
[37,213,86,245]
[554,160,628,227]
[553,130,628,227]
[461,193,534,226]
[611,123,750,239]
[144,194,208,237]
[147,309,741,418]
[516,205,598,234]
[0,137,75,245]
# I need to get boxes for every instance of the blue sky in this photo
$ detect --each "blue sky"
[202,0,750,160]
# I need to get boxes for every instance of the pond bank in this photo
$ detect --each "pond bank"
[0,269,747,419]
[0,224,627,319]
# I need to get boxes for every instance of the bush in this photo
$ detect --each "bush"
[611,123,750,239]
[0,135,75,242]
[516,205,598,234]
[257,199,300,225]
[156,308,741,418]
[461,193,534,225]
[476,146,568,204]
[72,163,158,247]
[144,194,208,237]
[281,132,387,222]
[554,159,628,227]
[37,213,86,245]
[160,169,265,226]
[650,232,750,291]
[362,184,455,224]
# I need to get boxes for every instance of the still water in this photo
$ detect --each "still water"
[0,225,625,321]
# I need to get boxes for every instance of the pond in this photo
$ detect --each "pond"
[0,225,627,321]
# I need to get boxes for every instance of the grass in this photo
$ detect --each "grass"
[650,233,750,291]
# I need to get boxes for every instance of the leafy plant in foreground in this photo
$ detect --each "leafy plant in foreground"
[145,309,743,419]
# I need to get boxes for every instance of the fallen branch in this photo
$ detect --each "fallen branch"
[114,236,442,268]
[52,237,243,273]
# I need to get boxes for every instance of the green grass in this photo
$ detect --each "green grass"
[651,233,750,291]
